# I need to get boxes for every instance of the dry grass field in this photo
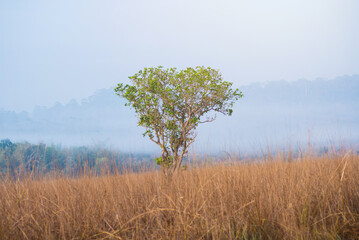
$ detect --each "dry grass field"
[1,150,359,239]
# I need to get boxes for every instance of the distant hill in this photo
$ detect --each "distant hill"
[205,75,359,151]
[1,75,358,152]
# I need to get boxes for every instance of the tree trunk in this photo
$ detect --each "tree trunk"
[161,149,186,178]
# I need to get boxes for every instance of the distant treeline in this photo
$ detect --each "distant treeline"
[1,139,357,178]
[0,139,154,176]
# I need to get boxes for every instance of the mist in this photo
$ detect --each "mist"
[1,0,359,154]
[1,0,359,112]
[1,75,358,154]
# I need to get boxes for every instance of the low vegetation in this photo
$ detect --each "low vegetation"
[0,149,358,239]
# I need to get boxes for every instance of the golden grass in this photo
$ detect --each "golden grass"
[1,152,359,239]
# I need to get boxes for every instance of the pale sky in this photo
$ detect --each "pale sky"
[1,0,358,112]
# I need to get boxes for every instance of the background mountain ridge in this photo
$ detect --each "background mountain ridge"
[1,75,358,153]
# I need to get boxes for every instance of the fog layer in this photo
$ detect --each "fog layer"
[1,75,358,153]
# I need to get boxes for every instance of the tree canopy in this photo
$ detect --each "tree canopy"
[115,66,242,176]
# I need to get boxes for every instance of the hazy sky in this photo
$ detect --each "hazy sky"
[1,0,358,112]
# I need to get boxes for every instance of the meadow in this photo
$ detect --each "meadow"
[0,149,359,239]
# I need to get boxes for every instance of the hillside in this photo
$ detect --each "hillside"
[1,75,358,152]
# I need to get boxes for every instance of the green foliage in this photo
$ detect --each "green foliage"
[0,140,143,176]
[115,66,242,175]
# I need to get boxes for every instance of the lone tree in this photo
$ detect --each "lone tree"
[115,66,242,176]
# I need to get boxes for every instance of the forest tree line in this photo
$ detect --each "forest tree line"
[0,139,152,176]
